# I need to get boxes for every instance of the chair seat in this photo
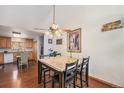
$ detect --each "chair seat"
[52,74,59,82]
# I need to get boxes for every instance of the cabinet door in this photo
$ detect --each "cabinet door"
[13,52,17,62]
[0,53,4,64]
[6,37,11,48]
[0,37,6,48]
[25,39,33,48]
[28,52,33,60]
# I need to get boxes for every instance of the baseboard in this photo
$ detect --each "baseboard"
[89,76,122,88]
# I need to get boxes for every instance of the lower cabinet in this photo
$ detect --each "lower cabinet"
[28,51,36,61]
[28,52,33,61]
[0,53,4,65]
[13,52,18,62]
[13,52,35,62]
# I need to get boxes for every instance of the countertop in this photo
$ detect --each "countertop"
[0,49,32,53]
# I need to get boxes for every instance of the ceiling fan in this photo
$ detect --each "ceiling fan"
[34,5,71,36]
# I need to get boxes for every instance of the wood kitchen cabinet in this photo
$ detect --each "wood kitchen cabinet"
[0,53,4,64]
[6,37,11,48]
[28,52,33,61]
[25,39,33,48]
[0,37,6,48]
[13,52,18,62]
[0,36,11,48]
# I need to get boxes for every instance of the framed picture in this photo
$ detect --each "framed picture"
[56,39,62,45]
[48,39,52,44]
[67,28,81,53]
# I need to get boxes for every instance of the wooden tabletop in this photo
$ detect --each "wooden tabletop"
[38,56,78,72]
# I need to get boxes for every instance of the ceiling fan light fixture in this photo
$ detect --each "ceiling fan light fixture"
[55,30,62,37]
[50,23,59,30]
[35,5,71,37]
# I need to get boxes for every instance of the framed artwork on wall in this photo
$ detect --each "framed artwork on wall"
[56,39,62,45]
[67,28,81,53]
[48,39,52,44]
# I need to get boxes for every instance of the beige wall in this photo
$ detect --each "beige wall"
[46,6,124,87]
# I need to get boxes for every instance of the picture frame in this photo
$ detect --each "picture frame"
[56,39,62,45]
[48,39,52,44]
[67,28,81,53]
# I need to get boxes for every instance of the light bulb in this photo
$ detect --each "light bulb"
[51,24,58,29]
[55,30,62,37]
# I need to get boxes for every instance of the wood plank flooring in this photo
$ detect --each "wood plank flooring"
[0,62,113,88]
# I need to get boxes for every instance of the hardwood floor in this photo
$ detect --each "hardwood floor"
[0,62,113,88]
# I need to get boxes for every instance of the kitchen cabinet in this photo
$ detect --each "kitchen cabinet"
[0,53,4,64]
[0,37,11,48]
[6,37,11,48]
[28,52,33,61]
[13,52,18,62]
[25,39,33,48]
[32,41,37,61]
[0,37,6,48]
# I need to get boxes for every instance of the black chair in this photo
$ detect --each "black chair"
[40,55,51,87]
[52,60,78,88]
[43,54,62,87]
[76,56,90,88]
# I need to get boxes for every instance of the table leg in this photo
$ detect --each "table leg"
[38,61,42,84]
[17,58,19,69]
[59,72,64,88]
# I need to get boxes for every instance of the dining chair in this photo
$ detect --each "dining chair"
[18,52,28,70]
[52,60,78,88]
[41,55,51,87]
[76,56,90,88]
[43,54,62,87]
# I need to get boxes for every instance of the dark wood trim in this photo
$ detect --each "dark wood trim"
[89,76,122,88]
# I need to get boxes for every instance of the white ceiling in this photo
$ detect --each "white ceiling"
[0,5,123,38]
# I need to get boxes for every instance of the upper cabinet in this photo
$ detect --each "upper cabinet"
[6,37,11,48]
[0,37,6,48]
[25,39,33,48]
[0,36,34,49]
[0,37,11,48]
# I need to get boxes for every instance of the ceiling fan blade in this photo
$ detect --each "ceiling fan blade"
[34,28,49,30]
[61,28,72,32]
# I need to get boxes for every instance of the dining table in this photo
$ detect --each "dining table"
[38,56,78,88]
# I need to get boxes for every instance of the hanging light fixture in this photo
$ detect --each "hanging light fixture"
[46,5,62,37]
[34,5,71,37]
[12,32,21,37]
